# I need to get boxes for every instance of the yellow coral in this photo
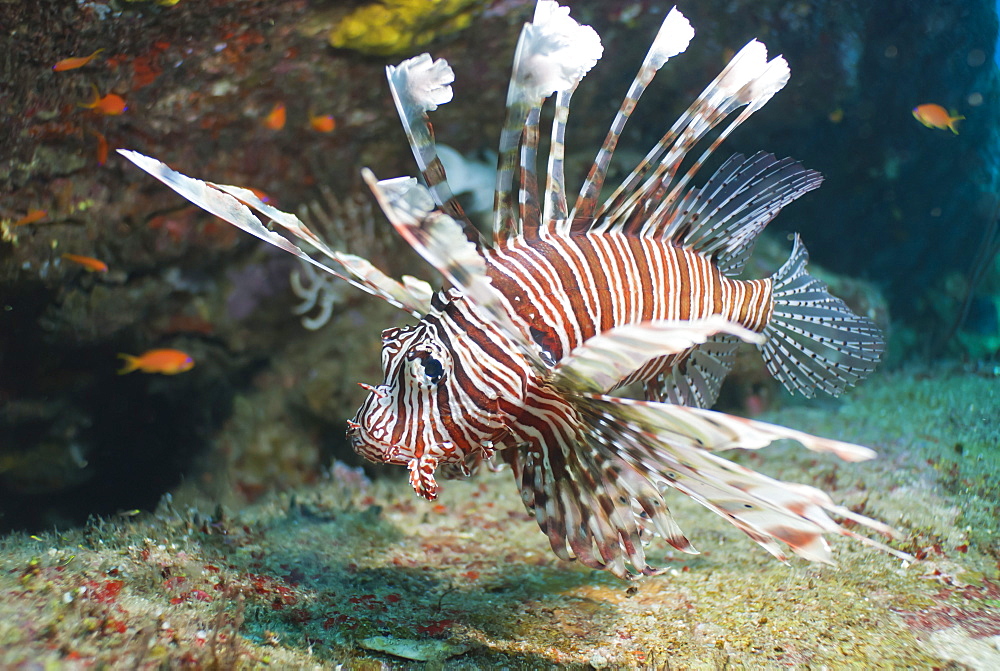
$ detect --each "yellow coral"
[329,0,484,57]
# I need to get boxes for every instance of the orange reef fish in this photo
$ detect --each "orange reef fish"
[80,86,127,115]
[90,129,109,165]
[61,253,108,273]
[117,349,194,375]
[264,103,286,130]
[14,209,47,226]
[309,111,336,133]
[912,103,963,133]
[53,48,104,72]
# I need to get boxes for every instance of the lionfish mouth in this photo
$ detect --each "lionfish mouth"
[346,420,445,501]
[346,422,408,466]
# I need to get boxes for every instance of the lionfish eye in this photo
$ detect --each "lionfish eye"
[406,349,446,388]
[421,356,444,385]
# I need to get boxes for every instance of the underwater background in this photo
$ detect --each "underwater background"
[0,0,999,667]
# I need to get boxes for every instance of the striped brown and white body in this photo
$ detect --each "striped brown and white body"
[121,2,909,580]
[487,232,772,385]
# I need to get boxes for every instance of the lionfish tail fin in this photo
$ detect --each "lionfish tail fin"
[761,235,885,397]
[573,395,912,565]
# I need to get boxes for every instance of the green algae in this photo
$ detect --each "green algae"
[1,366,998,668]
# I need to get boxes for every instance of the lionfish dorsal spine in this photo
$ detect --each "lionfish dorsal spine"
[518,104,543,239]
[594,40,788,237]
[568,7,695,232]
[385,54,483,246]
[540,87,575,231]
[639,55,792,239]
[493,0,603,244]
[362,170,547,370]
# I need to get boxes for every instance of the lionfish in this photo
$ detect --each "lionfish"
[120,2,910,579]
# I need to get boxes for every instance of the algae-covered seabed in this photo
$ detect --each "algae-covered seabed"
[1,367,998,669]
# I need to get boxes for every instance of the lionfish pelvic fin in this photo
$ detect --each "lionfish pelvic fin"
[504,409,695,579]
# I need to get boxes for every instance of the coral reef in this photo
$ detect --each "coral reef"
[328,0,489,56]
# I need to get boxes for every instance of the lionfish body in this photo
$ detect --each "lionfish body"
[120,2,907,579]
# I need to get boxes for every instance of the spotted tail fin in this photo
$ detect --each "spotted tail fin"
[761,235,884,397]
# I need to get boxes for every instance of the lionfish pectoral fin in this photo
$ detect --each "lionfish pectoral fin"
[117,150,431,317]
[549,317,763,394]
[650,152,823,276]
[504,430,692,580]
[760,235,885,398]
[364,170,548,371]
[646,334,741,407]
[573,394,913,563]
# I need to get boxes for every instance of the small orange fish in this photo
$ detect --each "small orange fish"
[53,48,104,72]
[90,129,108,165]
[912,103,963,134]
[79,85,127,115]
[61,253,109,273]
[309,111,335,133]
[13,209,47,226]
[247,187,271,204]
[264,102,286,130]
[117,349,194,375]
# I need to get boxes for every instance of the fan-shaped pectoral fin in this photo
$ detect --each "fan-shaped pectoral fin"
[117,149,431,316]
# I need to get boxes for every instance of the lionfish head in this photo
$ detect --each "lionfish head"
[348,306,508,501]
